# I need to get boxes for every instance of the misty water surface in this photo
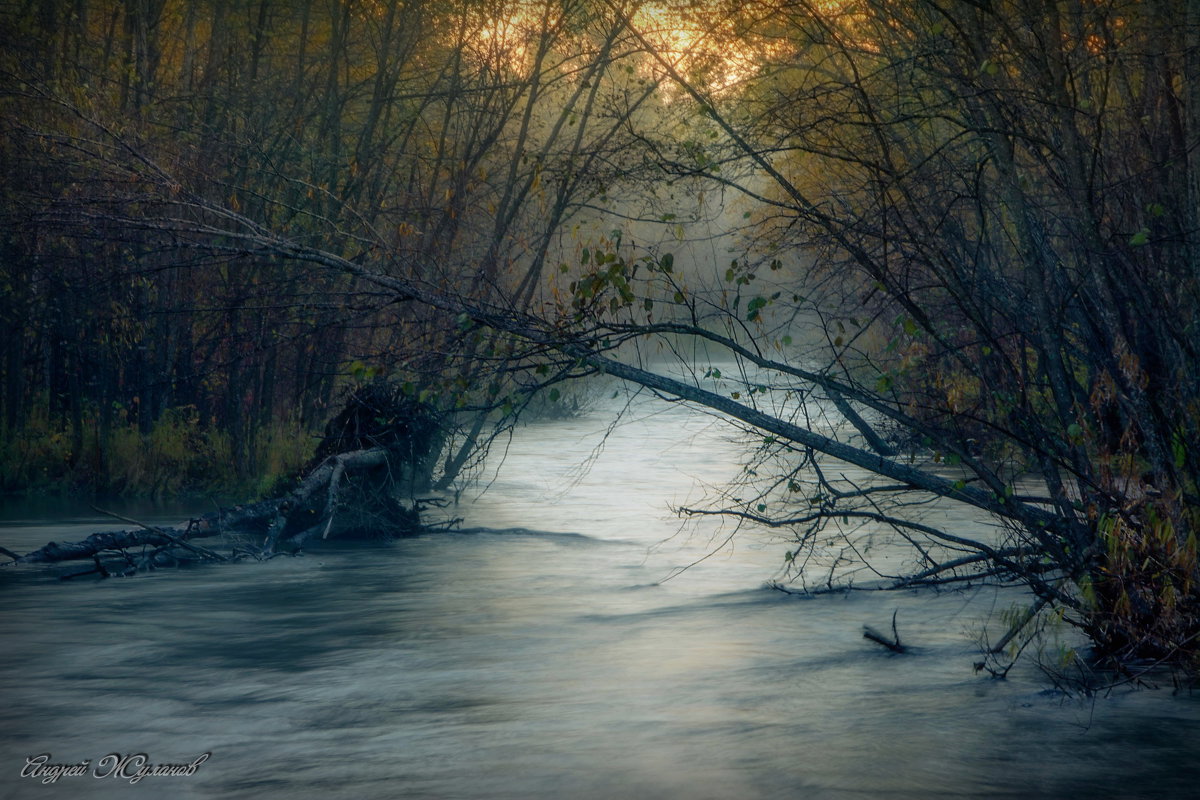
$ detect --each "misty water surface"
[2,393,1199,799]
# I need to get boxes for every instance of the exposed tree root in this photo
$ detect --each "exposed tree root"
[3,388,448,577]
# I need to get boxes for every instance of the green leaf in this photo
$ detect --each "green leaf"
[548,388,560,402]
[746,296,768,321]
[1129,229,1150,246]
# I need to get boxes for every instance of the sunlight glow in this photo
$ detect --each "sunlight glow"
[458,0,855,94]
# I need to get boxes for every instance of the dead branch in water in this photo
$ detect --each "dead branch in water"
[863,610,908,654]
[2,388,447,578]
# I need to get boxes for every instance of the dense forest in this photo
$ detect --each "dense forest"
[0,0,673,495]
[3,0,1200,676]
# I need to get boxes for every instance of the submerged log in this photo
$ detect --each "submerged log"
[863,610,908,654]
[3,385,450,576]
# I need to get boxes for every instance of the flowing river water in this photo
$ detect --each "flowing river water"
[2,392,1199,799]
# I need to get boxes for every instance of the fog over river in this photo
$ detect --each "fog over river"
[2,391,1199,799]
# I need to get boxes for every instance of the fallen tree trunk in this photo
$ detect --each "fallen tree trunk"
[3,386,452,577]
[15,525,228,566]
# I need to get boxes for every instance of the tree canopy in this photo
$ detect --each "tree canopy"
[3,0,1199,675]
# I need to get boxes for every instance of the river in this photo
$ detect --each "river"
[2,391,1198,799]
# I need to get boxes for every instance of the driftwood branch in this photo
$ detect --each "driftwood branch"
[6,449,417,571]
[91,506,227,562]
[12,527,223,565]
[4,389,444,579]
[863,610,908,654]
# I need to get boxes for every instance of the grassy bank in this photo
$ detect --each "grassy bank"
[0,403,316,501]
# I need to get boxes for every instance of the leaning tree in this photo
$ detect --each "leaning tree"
[5,0,1199,678]
[576,0,1200,673]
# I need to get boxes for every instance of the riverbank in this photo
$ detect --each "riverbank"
[0,406,315,502]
